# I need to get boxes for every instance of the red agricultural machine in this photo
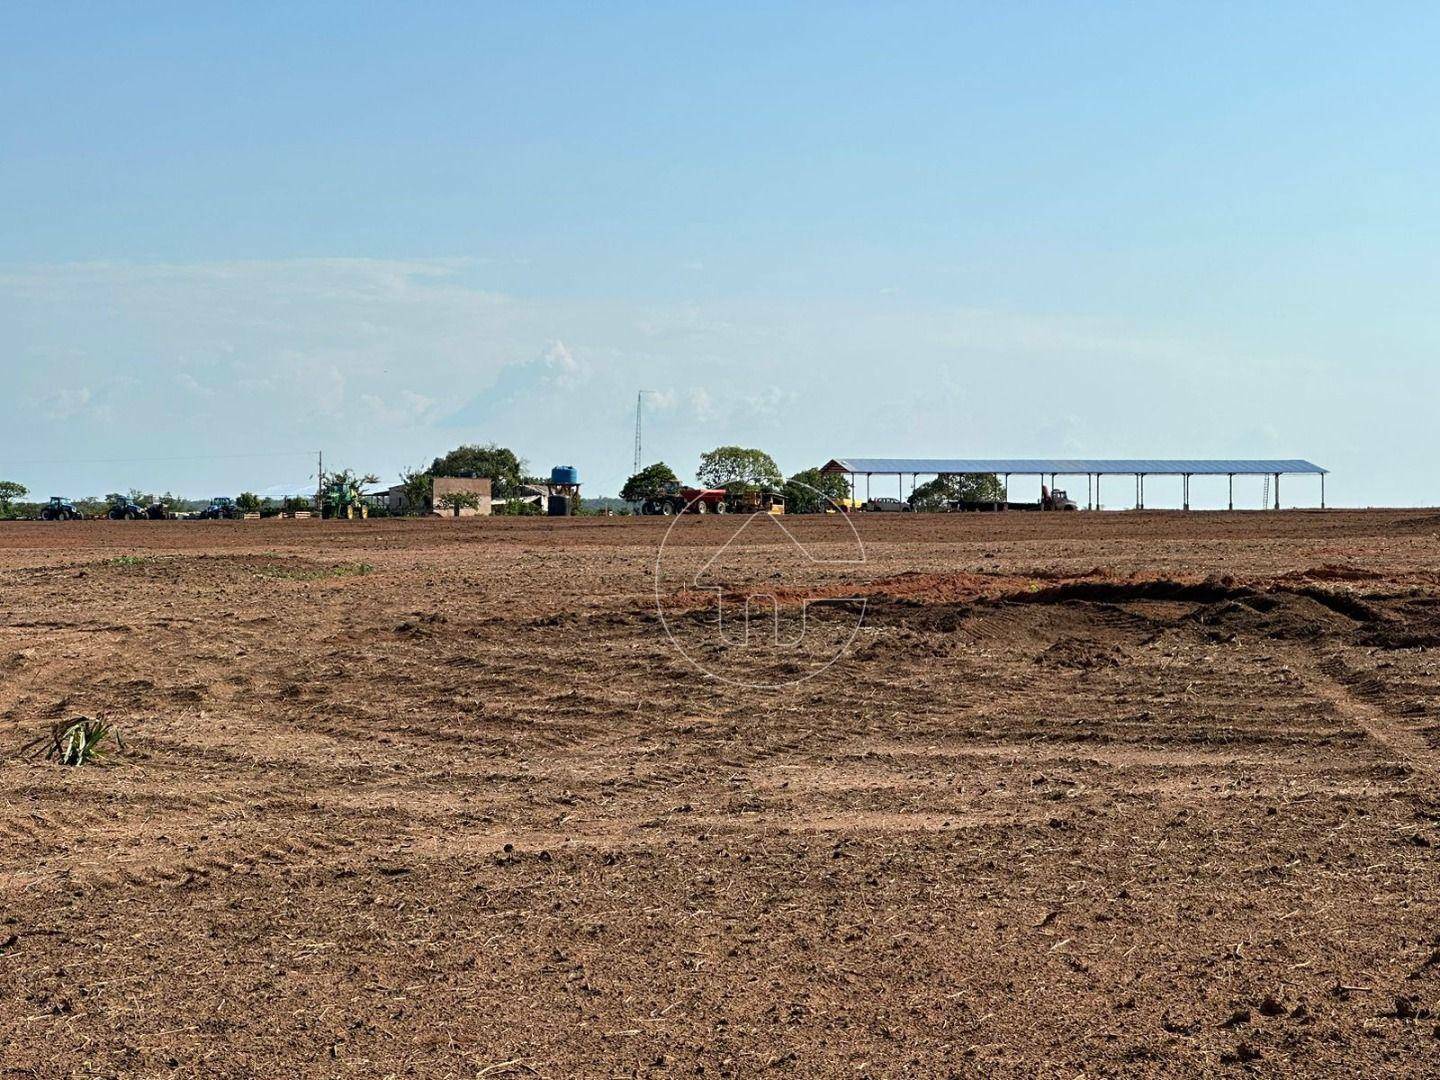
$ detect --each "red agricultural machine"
[640,485,730,516]
[638,483,785,516]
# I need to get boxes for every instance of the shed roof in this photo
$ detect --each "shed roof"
[821,458,1327,476]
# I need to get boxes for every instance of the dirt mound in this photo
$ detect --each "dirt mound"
[1278,563,1384,583]
[1188,592,1359,642]
[1356,596,1440,650]
[1035,636,1124,669]
[1013,577,1241,605]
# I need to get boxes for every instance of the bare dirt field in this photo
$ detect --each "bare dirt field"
[3,510,1440,1078]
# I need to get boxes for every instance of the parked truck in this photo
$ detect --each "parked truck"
[1040,485,1078,511]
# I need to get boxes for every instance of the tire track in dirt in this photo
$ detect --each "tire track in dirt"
[1297,650,1439,777]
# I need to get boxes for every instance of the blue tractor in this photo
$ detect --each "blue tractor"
[40,497,83,521]
[106,495,147,520]
[197,497,241,520]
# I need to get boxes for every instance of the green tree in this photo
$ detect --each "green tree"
[909,473,1006,511]
[235,492,262,512]
[397,466,434,515]
[435,491,480,517]
[697,446,783,492]
[0,481,28,513]
[430,443,526,499]
[621,461,680,502]
[783,468,851,513]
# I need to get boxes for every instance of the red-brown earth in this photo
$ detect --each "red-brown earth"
[3,510,1440,1077]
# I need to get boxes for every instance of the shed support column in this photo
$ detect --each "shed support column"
[1087,474,1093,510]
[1275,474,1280,510]
[1321,473,1325,509]
[1229,474,1233,512]
[1096,474,1101,511]
[1134,474,1139,510]
[1183,474,1190,511]
[1004,474,1009,501]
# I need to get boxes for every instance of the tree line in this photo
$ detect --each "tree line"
[0,442,1008,519]
[620,446,1003,512]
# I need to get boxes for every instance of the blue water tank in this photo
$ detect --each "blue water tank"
[551,465,580,486]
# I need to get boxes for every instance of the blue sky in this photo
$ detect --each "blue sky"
[3,3,1437,505]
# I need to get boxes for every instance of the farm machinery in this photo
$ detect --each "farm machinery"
[948,485,1079,513]
[640,484,729,516]
[320,471,377,519]
[106,495,147,520]
[638,484,786,516]
[1040,485,1078,511]
[39,497,83,521]
[197,497,241,520]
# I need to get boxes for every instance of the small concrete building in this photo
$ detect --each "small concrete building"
[431,476,492,516]
[382,476,492,516]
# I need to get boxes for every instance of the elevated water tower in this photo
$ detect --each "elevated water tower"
[549,465,580,516]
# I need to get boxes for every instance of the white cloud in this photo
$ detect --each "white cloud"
[0,256,1358,498]
[40,386,94,420]
[360,389,439,428]
[175,372,213,397]
[687,387,716,422]
[537,339,586,388]
[741,385,793,418]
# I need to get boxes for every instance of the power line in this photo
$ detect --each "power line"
[0,450,319,467]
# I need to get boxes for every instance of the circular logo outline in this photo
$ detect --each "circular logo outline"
[652,481,867,689]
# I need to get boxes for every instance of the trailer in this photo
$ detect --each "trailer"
[640,485,729,516]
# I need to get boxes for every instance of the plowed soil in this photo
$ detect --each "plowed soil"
[3,510,1440,1078]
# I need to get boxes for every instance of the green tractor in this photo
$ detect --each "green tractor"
[320,470,379,519]
[40,497,83,521]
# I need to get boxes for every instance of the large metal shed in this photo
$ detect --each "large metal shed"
[819,458,1329,510]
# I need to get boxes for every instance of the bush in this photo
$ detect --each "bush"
[436,491,480,517]
[497,498,541,516]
